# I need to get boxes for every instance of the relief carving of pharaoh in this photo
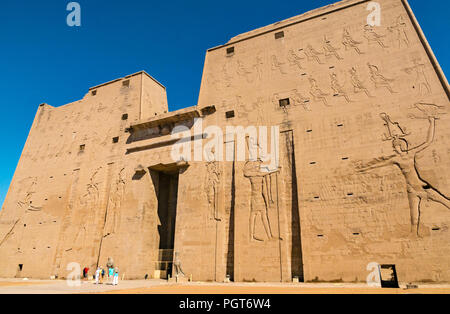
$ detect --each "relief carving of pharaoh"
[356,104,449,236]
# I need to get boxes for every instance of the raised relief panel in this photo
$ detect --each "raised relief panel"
[330,73,352,103]
[303,44,324,64]
[104,168,126,236]
[72,167,103,255]
[367,63,396,94]
[16,177,42,212]
[387,15,410,48]
[0,177,42,249]
[309,78,329,107]
[243,160,279,242]
[52,169,80,276]
[287,49,305,71]
[206,160,222,221]
[253,54,264,81]
[271,55,288,75]
[342,28,364,55]
[403,59,432,96]
[322,35,343,61]
[236,60,254,83]
[363,24,388,49]
[273,88,312,113]
[349,66,374,98]
[356,104,449,237]
[291,89,311,111]
[222,62,234,88]
[234,130,300,282]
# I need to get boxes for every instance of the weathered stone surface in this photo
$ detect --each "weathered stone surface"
[0,0,449,283]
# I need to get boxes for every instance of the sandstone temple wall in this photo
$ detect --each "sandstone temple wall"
[0,0,449,282]
[194,0,450,282]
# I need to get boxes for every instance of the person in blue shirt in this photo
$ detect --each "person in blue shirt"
[108,267,114,284]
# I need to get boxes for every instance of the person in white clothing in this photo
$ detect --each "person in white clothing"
[113,268,119,286]
[94,267,100,284]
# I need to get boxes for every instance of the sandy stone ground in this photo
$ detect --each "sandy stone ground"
[0,279,449,294]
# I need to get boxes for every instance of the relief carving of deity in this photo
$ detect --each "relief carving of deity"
[403,59,432,96]
[388,15,410,48]
[206,149,221,221]
[364,25,388,48]
[367,63,396,94]
[244,159,280,242]
[342,28,364,55]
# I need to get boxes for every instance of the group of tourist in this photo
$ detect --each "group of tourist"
[94,266,119,285]
[83,260,119,286]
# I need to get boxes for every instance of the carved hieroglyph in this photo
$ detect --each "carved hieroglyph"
[309,78,329,106]
[364,24,388,48]
[73,167,102,249]
[287,49,305,70]
[330,73,352,103]
[253,55,264,81]
[236,60,254,83]
[303,44,324,64]
[0,177,42,249]
[388,15,410,48]
[349,66,373,97]
[222,63,233,88]
[271,55,288,75]
[342,28,364,55]
[104,168,126,236]
[403,59,432,96]
[291,89,311,111]
[367,63,396,94]
[323,35,343,60]
[16,177,42,212]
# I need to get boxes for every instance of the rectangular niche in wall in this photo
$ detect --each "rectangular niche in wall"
[275,31,285,39]
[279,98,290,108]
[226,111,235,119]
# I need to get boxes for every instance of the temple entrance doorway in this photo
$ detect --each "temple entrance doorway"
[152,169,179,279]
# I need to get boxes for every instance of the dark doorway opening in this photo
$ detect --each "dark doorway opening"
[16,264,23,278]
[154,171,179,279]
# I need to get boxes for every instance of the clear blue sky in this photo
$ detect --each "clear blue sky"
[0,0,448,208]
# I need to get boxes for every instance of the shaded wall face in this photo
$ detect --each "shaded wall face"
[194,0,450,282]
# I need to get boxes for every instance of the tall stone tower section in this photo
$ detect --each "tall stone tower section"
[195,0,449,282]
[0,71,168,278]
